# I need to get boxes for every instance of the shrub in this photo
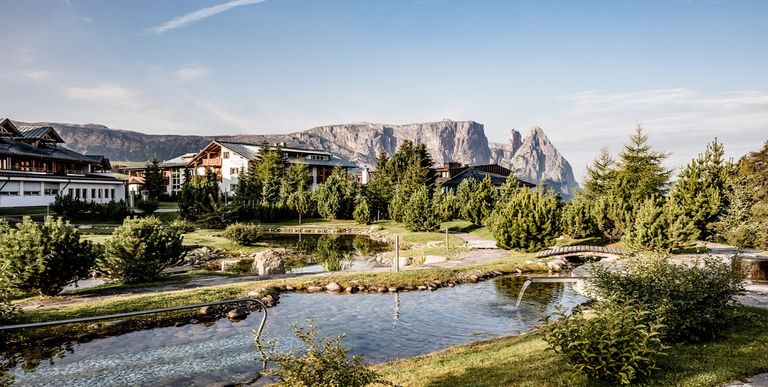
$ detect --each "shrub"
[169,218,196,233]
[0,216,97,296]
[0,284,16,323]
[313,166,356,220]
[136,198,160,214]
[102,217,185,283]
[724,221,768,250]
[561,192,598,239]
[588,254,744,342]
[51,195,130,220]
[223,223,263,246]
[263,320,386,387]
[543,303,667,385]
[353,197,372,225]
[461,176,497,225]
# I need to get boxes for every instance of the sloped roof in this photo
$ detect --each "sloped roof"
[442,166,535,188]
[0,136,102,163]
[191,140,357,168]
[0,118,23,137]
[17,126,64,143]
[161,152,196,168]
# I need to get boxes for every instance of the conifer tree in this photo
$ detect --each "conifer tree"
[669,139,735,239]
[314,166,356,220]
[562,191,599,239]
[255,143,286,206]
[462,176,497,226]
[388,183,411,223]
[486,186,561,251]
[583,147,617,198]
[143,159,164,199]
[366,152,394,219]
[353,196,372,225]
[739,141,768,204]
[623,197,671,251]
[614,125,672,204]
[432,190,458,222]
[403,185,440,232]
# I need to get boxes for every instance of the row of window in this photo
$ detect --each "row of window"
[67,188,116,200]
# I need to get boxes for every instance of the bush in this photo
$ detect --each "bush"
[51,195,130,221]
[263,320,386,387]
[543,303,667,385]
[724,221,768,250]
[588,254,744,342]
[0,216,97,296]
[136,198,160,214]
[169,218,196,233]
[102,217,185,283]
[223,223,263,246]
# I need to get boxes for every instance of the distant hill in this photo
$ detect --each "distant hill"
[15,119,579,195]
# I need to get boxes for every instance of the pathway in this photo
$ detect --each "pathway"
[452,231,498,249]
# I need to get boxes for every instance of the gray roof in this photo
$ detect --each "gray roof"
[0,170,124,183]
[0,135,103,163]
[216,140,357,168]
[18,126,64,143]
[160,152,196,168]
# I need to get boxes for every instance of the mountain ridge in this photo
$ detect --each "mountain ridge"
[13,119,579,195]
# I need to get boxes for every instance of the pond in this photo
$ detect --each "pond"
[259,233,391,273]
[2,276,588,386]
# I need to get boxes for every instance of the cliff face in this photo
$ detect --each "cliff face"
[18,119,578,195]
[489,127,578,196]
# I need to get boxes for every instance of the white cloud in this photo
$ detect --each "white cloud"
[19,69,53,81]
[81,16,94,23]
[147,0,266,35]
[64,83,145,109]
[175,65,209,81]
[540,88,768,181]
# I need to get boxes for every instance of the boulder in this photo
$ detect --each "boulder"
[325,282,342,292]
[227,308,247,321]
[307,286,324,292]
[249,249,289,276]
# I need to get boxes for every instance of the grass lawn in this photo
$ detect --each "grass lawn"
[376,306,768,387]
[158,201,179,209]
[182,228,267,255]
[0,206,51,216]
[442,220,494,240]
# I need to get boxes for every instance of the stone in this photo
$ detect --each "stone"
[377,286,388,293]
[227,308,248,320]
[285,285,295,291]
[174,322,185,327]
[307,286,323,292]
[345,286,356,293]
[325,282,342,292]
[261,294,277,306]
[189,319,199,324]
[417,285,427,290]
[447,283,455,287]
[469,275,479,283]
[388,287,398,293]
[357,285,367,292]
[199,306,214,316]
[249,249,288,276]
[76,332,95,342]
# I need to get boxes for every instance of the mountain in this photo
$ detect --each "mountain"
[16,119,578,195]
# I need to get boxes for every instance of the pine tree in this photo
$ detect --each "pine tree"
[623,197,671,252]
[456,178,478,222]
[255,143,286,206]
[353,196,372,225]
[143,159,164,199]
[403,185,440,232]
[282,164,314,224]
[614,125,672,204]
[486,187,561,251]
[462,176,497,226]
[739,141,768,204]
[583,147,617,198]
[561,191,599,239]
[314,166,356,220]
[388,183,411,223]
[669,139,735,239]
[432,190,458,222]
[366,152,394,219]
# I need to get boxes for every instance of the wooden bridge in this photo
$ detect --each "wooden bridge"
[534,245,627,259]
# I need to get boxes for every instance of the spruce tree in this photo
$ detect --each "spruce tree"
[623,197,671,251]
[254,142,286,206]
[583,147,617,198]
[143,159,164,199]
[486,186,561,251]
[739,141,768,204]
[366,152,394,219]
[614,125,672,204]
[403,185,440,232]
[432,190,458,222]
[562,191,599,239]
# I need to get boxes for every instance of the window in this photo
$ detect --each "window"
[98,189,102,198]
[44,183,59,196]
[223,151,230,159]
[23,190,41,196]
[92,188,97,198]
[230,167,241,175]
[111,189,115,199]
[75,188,81,198]
[68,188,74,196]
[104,189,110,199]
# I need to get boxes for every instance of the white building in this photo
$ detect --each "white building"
[187,141,357,193]
[0,118,126,208]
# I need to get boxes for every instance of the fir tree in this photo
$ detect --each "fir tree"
[486,186,561,251]
[561,191,599,239]
[462,176,497,226]
[255,143,286,206]
[623,197,671,252]
[366,152,394,219]
[583,147,617,198]
[282,163,314,224]
[614,125,672,204]
[739,141,768,204]
[353,196,372,225]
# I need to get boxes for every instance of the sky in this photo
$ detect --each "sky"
[1,0,767,182]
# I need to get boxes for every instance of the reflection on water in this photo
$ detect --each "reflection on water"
[2,276,588,386]
[260,234,390,273]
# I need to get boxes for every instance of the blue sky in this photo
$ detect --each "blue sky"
[1,0,767,181]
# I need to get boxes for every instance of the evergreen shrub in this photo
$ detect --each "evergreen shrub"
[102,217,185,283]
[223,223,263,246]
